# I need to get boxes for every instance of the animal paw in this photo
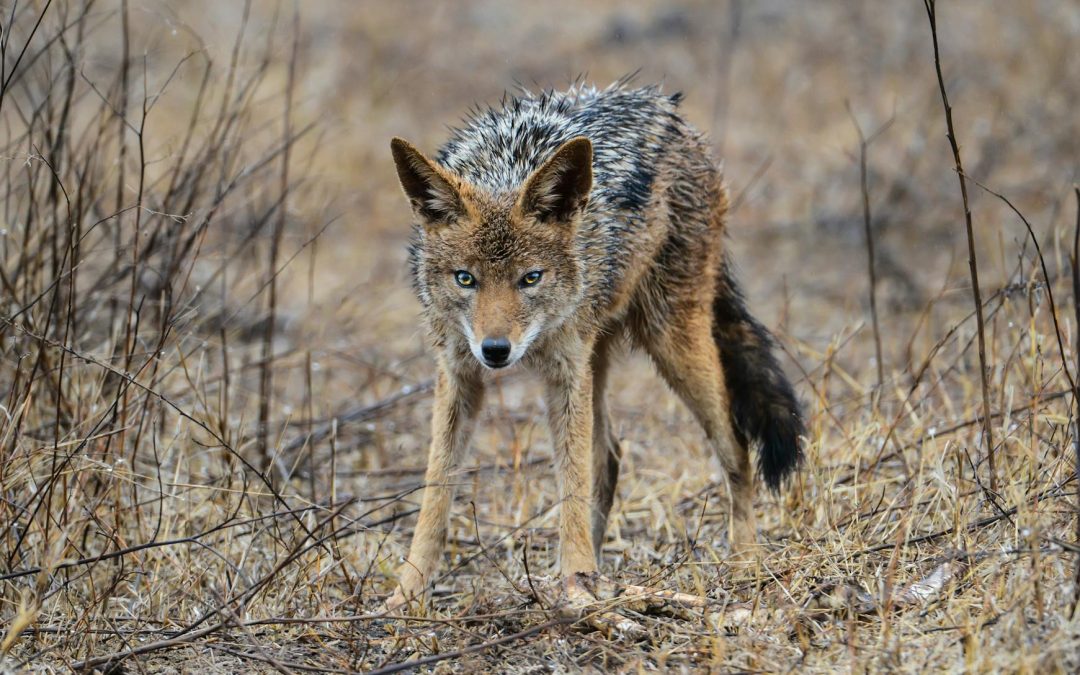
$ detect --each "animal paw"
[561,572,647,639]
[383,581,424,614]
[521,572,719,640]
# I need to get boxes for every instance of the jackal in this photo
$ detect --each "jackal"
[387,81,803,608]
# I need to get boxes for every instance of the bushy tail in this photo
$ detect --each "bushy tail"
[712,260,804,492]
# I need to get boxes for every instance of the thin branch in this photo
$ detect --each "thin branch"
[1072,185,1080,619]
[845,101,894,392]
[923,0,997,491]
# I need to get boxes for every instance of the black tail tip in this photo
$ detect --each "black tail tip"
[757,408,804,493]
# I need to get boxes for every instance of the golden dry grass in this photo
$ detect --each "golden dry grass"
[1,1,1079,672]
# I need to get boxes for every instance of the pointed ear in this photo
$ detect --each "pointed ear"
[517,137,593,223]
[390,137,465,225]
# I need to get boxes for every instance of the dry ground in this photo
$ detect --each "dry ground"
[1,0,1079,672]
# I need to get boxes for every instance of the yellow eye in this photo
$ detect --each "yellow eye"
[521,271,543,287]
[454,270,475,288]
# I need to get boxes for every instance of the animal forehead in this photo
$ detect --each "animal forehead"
[429,192,561,267]
[473,217,521,262]
[468,211,559,264]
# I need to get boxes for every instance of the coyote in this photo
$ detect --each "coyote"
[387,81,802,608]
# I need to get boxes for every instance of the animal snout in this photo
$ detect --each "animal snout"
[480,337,512,367]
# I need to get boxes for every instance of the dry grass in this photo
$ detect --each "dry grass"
[1,0,1079,672]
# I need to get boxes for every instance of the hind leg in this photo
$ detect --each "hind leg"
[590,332,623,561]
[633,306,757,551]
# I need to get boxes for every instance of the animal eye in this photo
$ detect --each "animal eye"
[454,271,476,288]
[520,271,543,287]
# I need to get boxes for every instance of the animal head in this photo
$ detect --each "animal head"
[391,136,593,369]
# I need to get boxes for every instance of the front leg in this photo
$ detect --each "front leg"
[541,333,598,583]
[388,357,483,609]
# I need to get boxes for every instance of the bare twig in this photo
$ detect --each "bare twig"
[924,0,997,491]
[281,379,434,454]
[1073,186,1080,619]
[257,0,299,472]
[845,101,894,391]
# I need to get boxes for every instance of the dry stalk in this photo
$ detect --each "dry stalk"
[845,102,893,393]
[923,0,997,492]
[1073,186,1080,618]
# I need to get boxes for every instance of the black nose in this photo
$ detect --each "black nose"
[481,337,512,366]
